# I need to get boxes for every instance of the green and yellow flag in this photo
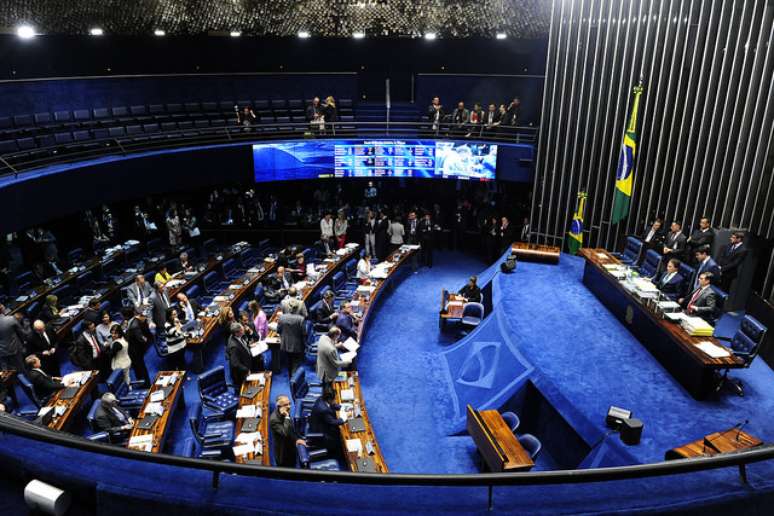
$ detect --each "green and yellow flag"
[567,191,588,255]
[611,83,644,224]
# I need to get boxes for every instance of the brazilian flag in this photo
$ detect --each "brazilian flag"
[567,192,588,255]
[612,84,644,224]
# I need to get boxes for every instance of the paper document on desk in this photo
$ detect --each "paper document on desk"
[695,341,731,358]
[128,435,153,452]
[250,341,269,357]
[369,268,389,280]
[665,312,685,322]
[150,390,166,403]
[341,338,360,353]
[340,351,357,363]
[232,443,255,457]
[246,372,266,384]
[144,402,164,417]
[213,296,229,302]
[62,371,89,385]
[340,388,355,401]
[236,405,260,419]
[345,243,360,249]
[346,439,362,453]
[235,432,261,444]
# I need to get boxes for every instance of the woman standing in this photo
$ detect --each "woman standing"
[182,207,203,258]
[109,324,132,387]
[249,300,268,340]
[166,208,183,248]
[324,96,337,135]
[387,217,405,254]
[217,306,236,329]
[334,211,348,249]
[164,308,187,371]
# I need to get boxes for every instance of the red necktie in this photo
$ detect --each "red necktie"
[89,333,100,357]
[687,288,702,313]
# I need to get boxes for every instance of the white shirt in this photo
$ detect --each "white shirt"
[320,218,334,238]
[357,258,371,280]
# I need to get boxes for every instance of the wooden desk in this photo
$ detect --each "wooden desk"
[45,370,98,431]
[466,404,534,472]
[439,290,467,329]
[234,371,272,465]
[579,248,743,399]
[666,428,763,460]
[333,372,388,473]
[127,370,185,453]
[511,242,561,264]
[165,242,247,299]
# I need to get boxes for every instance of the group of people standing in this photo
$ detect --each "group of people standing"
[428,96,523,138]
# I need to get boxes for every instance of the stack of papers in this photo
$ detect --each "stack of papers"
[340,388,355,402]
[346,439,363,453]
[235,432,262,444]
[401,244,421,251]
[657,300,681,311]
[342,338,360,353]
[228,284,242,291]
[246,372,266,384]
[232,442,256,457]
[336,249,349,256]
[369,268,389,280]
[128,434,154,452]
[150,390,166,403]
[62,371,90,385]
[156,375,177,387]
[695,341,731,358]
[213,296,229,302]
[250,341,269,357]
[345,243,360,249]
[681,316,715,336]
[340,351,357,363]
[236,405,261,419]
[143,402,164,417]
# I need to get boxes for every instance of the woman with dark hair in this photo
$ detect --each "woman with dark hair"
[109,324,132,386]
[164,308,187,371]
[249,300,268,340]
[323,96,338,135]
[96,311,113,345]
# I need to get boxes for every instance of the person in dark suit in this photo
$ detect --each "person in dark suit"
[226,322,252,392]
[126,309,152,386]
[0,305,28,372]
[427,96,445,134]
[662,221,688,261]
[94,392,134,435]
[498,217,513,253]
[687,217,714,261]
[277,309,307,378]
[314,290,338,332]
[25,354,68,403]
[309,390,349,457]
[25,320,60,376]
[418,212,434,268]
[716,231,748,291]
[149,282,171,332]
[126,274,153,309]
[83,298,102,326]
[481,103,501,137]
[334,302,358,342]
[374,210,390,261]
[71,320,109,378]
[679,272,718,324]
[640,219,666,255]
[656,259,685,301]
[269,394,306,468]
[458,276,482,303]
[263,266,293,304]
[693,247,721,290]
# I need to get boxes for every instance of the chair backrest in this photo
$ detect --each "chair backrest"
[332,271,346,291]
[18,374,42,407]
[187,402,204,440]
[253,284,265,302]
[622,237,643,262]
[203,271,220,293]
[710,285,728,315]
[518,433,542,459]
[222,258,237,277]
[290,367,307,400]
[677,262,695,291]
[733,315,767,363]
[86,398,101,431]
[185,284,201,301]
[462,302,484,319]
[640,250,663,278]
[106,368,128,397]
[345,259,357,278]
[198,366,228,398]
[296,443,310,469]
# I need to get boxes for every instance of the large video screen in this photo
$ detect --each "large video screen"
[252,139,497,182]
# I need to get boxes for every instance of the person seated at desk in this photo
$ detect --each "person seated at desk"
[679,272,717,323]
[291,255,307,282]
[356,253,372,283]
[335,302,359,342]
[693,247,720,290]
[316,326,352,396]
[263,266,293,304]
[175,293,200,328]
[38,295,60,324]
[281,289,308,319]
[309,390,350,458]
[154,264,172,286]
[94,392,134,438]
[127,274,153,309]
[25,354,72,403]
[656,259,684,301]
[179,251,195,274]
[458,275,481,303]
[270,394,306,468]
[25,320,60,377]
[83,298,102,326]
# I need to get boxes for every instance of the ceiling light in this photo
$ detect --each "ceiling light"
[16,25,36,39]
[154,29,165,36]
[230,31,241,37]
[353,32,365,39]
[496,32,507,40]
[298,31,310,39]
[424,32,437,40]
[89,28,104,36]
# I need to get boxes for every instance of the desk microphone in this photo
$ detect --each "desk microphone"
[736,419,750,442]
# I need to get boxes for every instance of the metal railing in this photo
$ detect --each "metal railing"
[0,121,538,178]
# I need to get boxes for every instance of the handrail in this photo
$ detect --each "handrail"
[0,121,539,179]
[1,413,772,486]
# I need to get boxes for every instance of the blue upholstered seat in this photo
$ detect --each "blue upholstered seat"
[106,368,148,410]
[501,411,521,433]
[461,302,485,328]
[197,366,238,415]
[616,236,643,265]
[297,443,342,471]
[203,271,221,294]
[518,433,542,459]
[716,315,767,396]
[188,402,234,459]
[637,250,663,279]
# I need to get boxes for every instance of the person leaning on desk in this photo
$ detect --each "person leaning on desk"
[310,390,351,458]
[678,272,717,323]
[458,275,481,302]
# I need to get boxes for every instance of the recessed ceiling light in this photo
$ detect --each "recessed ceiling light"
[89,28,104,36]
[424,32,437,40]
[298,31,310,39]
[353,32,365,39]
[16,25,36,39]
[230,31,241,37]
[154,29,165,36]
[496,32,507,40]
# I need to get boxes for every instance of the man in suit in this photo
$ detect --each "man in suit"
[94,392,134,436]
[498,217,513,252]
[149,281,171,331]
[0,304,27,372]
[309,390,349,457]
[418,211,434,268]
[26,320,60,376]
[314,290,338,332]
[269,394,306,468]
[427,96,445,134]
[374,210,390,260]
[405,210,419,271]
[25,354,70,403]
[717,231,748,291]
[687,217,714,260]
[72,321,110,380]
[458,276,481,302]
[363,209,377,258]
[451,101,469,136]
[127,274,153,309]
[693,247,721,290]
[226,323,253,392]
[482,103,501,137]
[175,293,200,328]
[316,326,351,396]
[679,272,718,324]
[280,289,308,319]
[335,302,359,342]
[263,266,293,304]
[640,219,666,254]
[126,308,152,386]
[277,308,307,378]
[83,298,102,326]
[662,221,688,260]
[656,259,685,301]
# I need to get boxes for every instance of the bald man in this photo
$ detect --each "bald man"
[26,319,60,376]
[269,394,305,467]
